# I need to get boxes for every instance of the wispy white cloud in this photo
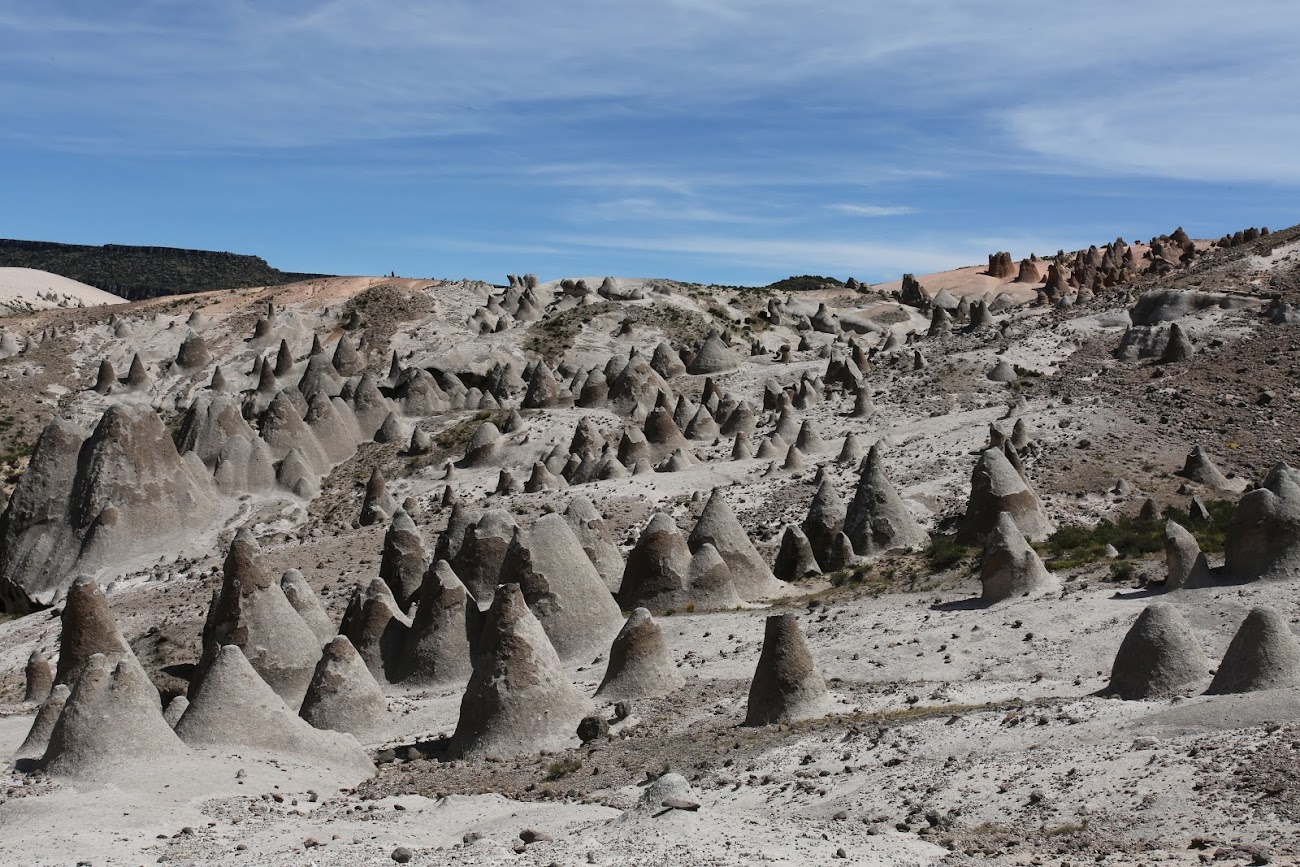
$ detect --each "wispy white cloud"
[828,203,916,218]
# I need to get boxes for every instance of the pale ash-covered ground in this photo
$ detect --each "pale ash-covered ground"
[1,233,1299,865]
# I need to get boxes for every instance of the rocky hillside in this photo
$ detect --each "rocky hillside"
[0,238,330,301]
[0,224,1299,864]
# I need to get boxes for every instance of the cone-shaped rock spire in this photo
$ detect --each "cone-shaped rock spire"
[844,443,929,557]
[447,584,591,759]
[595,608,685,700]
[1207,606,1300,694]
[979,512,1056,602]
[744,614,829,726]
[1107,603,1209,699]
[299,636,389,738]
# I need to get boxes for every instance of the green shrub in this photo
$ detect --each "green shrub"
[927,534,973,571]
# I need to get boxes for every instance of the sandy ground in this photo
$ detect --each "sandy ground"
[0,267,124,315]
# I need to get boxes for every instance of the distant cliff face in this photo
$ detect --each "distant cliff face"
[0,239,329,300]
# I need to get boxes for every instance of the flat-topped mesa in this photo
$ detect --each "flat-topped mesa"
[280,569,335,645]
[1106,603,1209,700]
[298,636,389,739]
[447,583,591,760]
[844,443,929,557]
[1207,606,1300,694]
[378,508,430,606]
[24,649,53,704]
[688,488,784,601]
[979,512,1057,603]
[53,577,136,687]
[196,529,322,707]
[563,496,626,593]
[744,613,830,726]
[617,512,694,611]
[176,645,373,779]
[498,515,623,663]
[956,447,1053,546]
[687,329,741,375]
[595,608,685,700]
[1175,444,1232,489]
[402,559,476,686]
[359,467,399,527]
[41,654,186,780]
[1223,463,1300,582]
[1164,520,1213,590]
[340,577,409,685]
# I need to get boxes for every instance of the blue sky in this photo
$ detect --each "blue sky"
[1,1,1296,286]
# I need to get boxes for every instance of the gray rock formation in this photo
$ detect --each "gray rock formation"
[1206,606,1300,694]
[0,406,220,607]
[452,509,517,604]
[844,443,929,557]
[617,513,693,611]
[687,330,741,375]
[956,447,1053,545]
[360,468,399,527]
[1223,463,1300,582]
[562,496,625,593]
[744,614,829,725]
[500,515,623,662]
[53,577,136,687]
[340,578,410,684]
[688,489,782,601]
[14,684,69,762]
[596,608,685,700]
[447,583,591,760]
[378,508,430,605]
[280,569,336,646]
[24,649,52,703]
[402,560,476,686]
[685,542,742,611]
[299,636,389,738]
[774,525,821,582]
[196,530,322,707]
[979,512,1056,603]
[1106,603,1209,699]
[176,645,373,778]
[1164,520,1213,590]
[802,478,846,570]
[42,654,185,780]
[1177,445,1231,489]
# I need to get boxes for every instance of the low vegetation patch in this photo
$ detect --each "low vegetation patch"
[1039,500,1234,570]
